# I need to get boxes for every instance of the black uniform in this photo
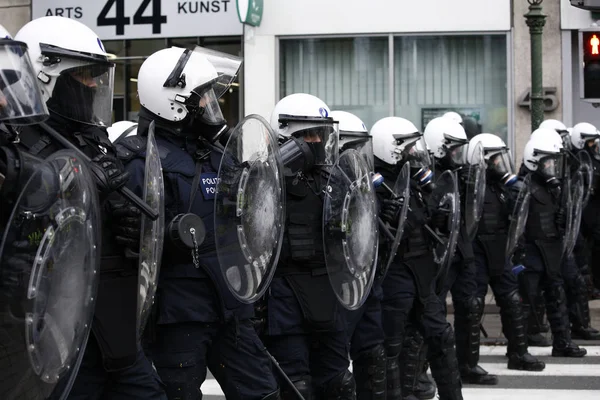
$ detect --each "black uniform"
[262,166,354,400]
[520,173,586,357]
[378,160,462,400]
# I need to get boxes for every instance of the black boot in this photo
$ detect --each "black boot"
[498,290,545,371]
[522,301,551,347]
[454,297,497,385]
[567,274,600,341]
[428,326,463,400]
[353,344,387,400]
[413,347,435,400]
[545,285,587,358]
[400,329,435,400]
[385,339,403,400]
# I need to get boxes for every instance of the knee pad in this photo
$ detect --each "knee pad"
[384,338,402,359]
[499,289,521,309]
[455,297,484,323]
[323,370,356,400]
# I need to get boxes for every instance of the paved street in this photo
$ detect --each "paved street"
[201,297,600,399]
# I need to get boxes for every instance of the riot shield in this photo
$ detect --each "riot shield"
[379,162,410,279]
[215,115,285,304]
[564,172,584,257]
[430,170,461,265]
[137,122,165,337]
[561,177,574,258]
[506,175,531,259]
[577,151,593,207]
[464,142,486,240]
[0,150,100,400]
[323,149,379,310]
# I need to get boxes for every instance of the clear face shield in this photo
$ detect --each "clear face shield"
[46,60,115,127]
[443,134,468,167]
[487,148,517,187]
[556,129,572,151]
[191,46,242,99]
[535,150,564,186]
[396,134,434,188]
[0,39,49,125]
[587,138,600,161]
[339,131,374,171]
[280,115,339,167]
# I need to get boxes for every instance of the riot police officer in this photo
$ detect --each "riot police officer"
[423,117,498,385]
[332,110,386,400]
[261,94,355,400]
[567,123,600,340]
[520,129,587,357]
[119,46,280,400]
[373,117,463,400]
[11,16,167,399]
[467,133,545,372]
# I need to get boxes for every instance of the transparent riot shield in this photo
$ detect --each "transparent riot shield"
[0,150,100,400]
[137,122,165,337]
[564,172,584,257]
[464,142,486,240]
[506,175,531,259]
[561,176,574,258]
[430,170,460,265]
[323,149,379,310]
[215,115,285,303]
[379,162,410,279]
[577,151,593,207]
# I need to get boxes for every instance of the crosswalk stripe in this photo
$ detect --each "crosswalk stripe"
[199,381,600,399]
[479,345,600,357]
[477,362,600,376]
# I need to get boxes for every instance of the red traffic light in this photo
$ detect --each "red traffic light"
[591,34,600,55]
[583,32,600,61]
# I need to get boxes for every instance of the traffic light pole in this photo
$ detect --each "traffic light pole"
[525,0,547,131]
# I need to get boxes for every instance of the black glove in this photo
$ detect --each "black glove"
[1,240,36,298]
[512,243,527,265]
[90,154,130,195]
[110,201,141,258]
[555,208,567,231]
[381,198,403,226]
[219,159,251,199]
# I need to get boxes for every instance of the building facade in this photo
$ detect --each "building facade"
[1,0,581,161]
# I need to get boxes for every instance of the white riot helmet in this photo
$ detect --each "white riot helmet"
[468,133,517,187]
[137,46,241,142]
[423,117,468,168]
[539,119,570,149]
[15,16,114,127]
[372,116,433,188]
[523,130,564,186]
[443,111,463,126]
[270,93,339,166]
[0,23,48,125]
[570,123,600,160]
[107,120,138,144]
[330,110,373,170]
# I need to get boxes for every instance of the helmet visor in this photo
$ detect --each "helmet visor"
[487,149,515,180]
[192,46,242,99]
[537,153,563,180]
[444,134,468,166]
[295,123,339,166]
[339,132,373,171]
[190,85,225,125]
[588,138,600,160]
[48,62,115,127]
[0,40,49,125]
[402,135,431,170]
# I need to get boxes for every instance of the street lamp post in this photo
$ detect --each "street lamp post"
[525,0,547,131]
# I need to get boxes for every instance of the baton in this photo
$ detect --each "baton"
[263,347,306,400]
[40,122,159,220]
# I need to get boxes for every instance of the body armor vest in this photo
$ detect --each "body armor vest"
[478,183,510,236]
[525,178,561,242]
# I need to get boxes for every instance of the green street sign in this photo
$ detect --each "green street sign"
[237,0,263,27]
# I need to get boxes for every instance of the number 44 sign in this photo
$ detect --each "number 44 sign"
[33,0,243,40]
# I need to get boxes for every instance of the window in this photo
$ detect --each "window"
[279,34,508,142]
[280,37,389,129]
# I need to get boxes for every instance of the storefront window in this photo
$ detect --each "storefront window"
[395,35,508,142]
[279,37,390,129]
[104,37,242,126]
